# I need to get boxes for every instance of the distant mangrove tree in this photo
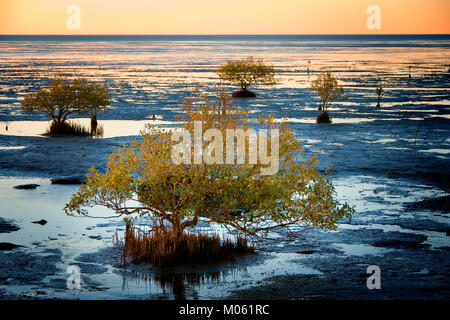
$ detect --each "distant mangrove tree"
[217,56,275,98]
[22,75,110,136]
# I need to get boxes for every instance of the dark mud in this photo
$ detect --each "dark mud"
[0,248,63,298]
[13,184,40,190]
[231,89,256,98]
[405,195,450,213]
[0,242,22,250]
[229,227,449,300]
[0,218,19,233]
[31,219,47,225]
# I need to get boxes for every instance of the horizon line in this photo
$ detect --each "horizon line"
[1,33,450,36]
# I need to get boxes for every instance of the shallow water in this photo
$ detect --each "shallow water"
[0,118,174,138]
[0,171,448,299]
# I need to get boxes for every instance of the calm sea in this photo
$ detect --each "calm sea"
[0,34,449,45]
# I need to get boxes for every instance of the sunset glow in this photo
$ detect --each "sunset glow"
[1,0,449,35]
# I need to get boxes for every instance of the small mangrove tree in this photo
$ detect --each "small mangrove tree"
[310,72,347,123]
[217,56,275,98]
[22,75,110,135]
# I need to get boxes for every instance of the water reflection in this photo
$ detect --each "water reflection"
[115,250,321,299]
[122,269,223,300]
[118,260,251,300]
[0,119,175,138]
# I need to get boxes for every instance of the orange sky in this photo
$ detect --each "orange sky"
[0,0,449,35]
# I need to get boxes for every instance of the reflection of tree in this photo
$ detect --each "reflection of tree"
[157,273,187,299]
[120,269,222,300]
[154,273,222,300]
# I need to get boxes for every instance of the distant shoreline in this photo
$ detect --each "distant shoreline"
[0,35,449,48]
[1,34,449,40]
